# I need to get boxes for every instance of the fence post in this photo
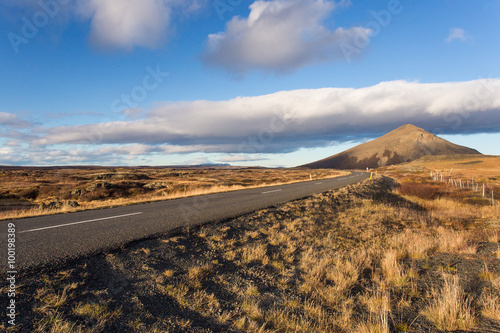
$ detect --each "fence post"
[483,184,486,198]
[492,190,495,206]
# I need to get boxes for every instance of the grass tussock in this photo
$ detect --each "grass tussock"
[422,274,476,330]
[479,293,500,321]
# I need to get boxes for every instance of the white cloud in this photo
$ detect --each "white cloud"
[28,79,500,157]
[78,0,209,50]
[77,0,172,50]
[1,0,207,50]
[0,0,208,50]
[218,156,269,163]
[446,28,467,43]
[0,112,32,128]
[3,79,499,165]
[202,0,371,74]
[184,156,214,165]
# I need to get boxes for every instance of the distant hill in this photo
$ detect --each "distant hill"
[302,124,481,169]
[0,164,235,170]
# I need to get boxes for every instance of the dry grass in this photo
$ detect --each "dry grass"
[240,243,269,265]
[391,229,436,259]
[421,274,476,330]
[479,264,500,289]
[479,293,500,321]
[73,302,120,323]
[162,269,175,278]
[0,167,345,220]
[33,313,85,333]
[34,286,70,315]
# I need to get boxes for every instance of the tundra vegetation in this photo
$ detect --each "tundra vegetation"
[0,167,342,220]
[1,157,499,332]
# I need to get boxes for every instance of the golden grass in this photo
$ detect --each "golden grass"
[162,269,175,278]
[391,229,436,259]
[479,264,500,289]
[266,304,337,332]
[355,321,389,333]
[479,293,500,321]
[187,264,213,281]
[240,243,269,265]
[33,313,85,333]
[414,196,499,223]
[381,249,409,287]
[34,286,70,315]
[73,302,119,321]
[0,169,346,220]
[409,155,500,179]
[421,274,475,330]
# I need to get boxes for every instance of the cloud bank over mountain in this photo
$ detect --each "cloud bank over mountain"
[3,79,499,165]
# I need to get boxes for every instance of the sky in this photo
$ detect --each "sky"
[0,0,499,167]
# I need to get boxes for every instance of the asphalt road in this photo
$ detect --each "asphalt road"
[0,172,369,270]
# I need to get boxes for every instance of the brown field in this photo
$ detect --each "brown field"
[2,156,499,332]
[380,155,500,186]
[0,167,344,220]
[379,155,500,205]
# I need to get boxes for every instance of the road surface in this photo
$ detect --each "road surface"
[0,172,369,270]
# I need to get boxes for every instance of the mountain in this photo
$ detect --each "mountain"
[302,124,481,169]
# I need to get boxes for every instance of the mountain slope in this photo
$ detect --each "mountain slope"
[302,124,481,169]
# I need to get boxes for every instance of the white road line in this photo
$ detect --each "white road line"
[315,182,323,185]
[261,189,283,195]
[19,212,143,234]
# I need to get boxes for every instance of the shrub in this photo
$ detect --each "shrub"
[18,188,39,200]
[398,182,440,200]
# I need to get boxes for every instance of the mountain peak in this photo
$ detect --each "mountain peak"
[302,124,481,169]
[398,124,422,130]
[387,124,429,135]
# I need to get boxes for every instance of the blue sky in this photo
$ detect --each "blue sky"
[1,0,499,167]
